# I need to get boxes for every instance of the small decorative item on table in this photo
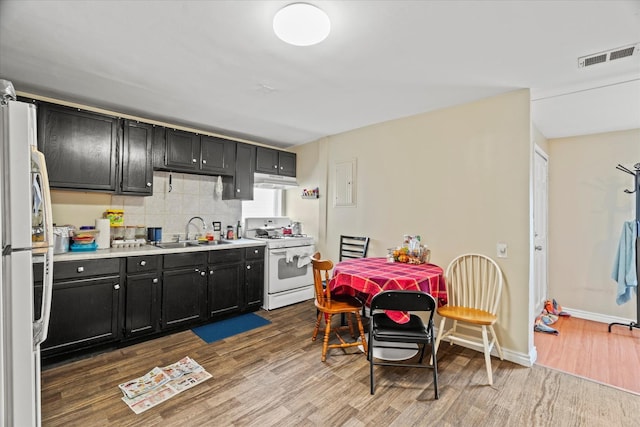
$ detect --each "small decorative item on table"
[392,235,430,264]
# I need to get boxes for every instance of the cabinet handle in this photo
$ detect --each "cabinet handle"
[246,265,251,270]
[280,166,284,170]
[254,249,259,254]
[140,260,147,266]
[202,159,207,164]
[209,270,214,275]
[195,268,200,273]
[192,158,197,163]
[236,188,241,193]
[273,165,278,169]
[114,284,120,290]
[77,266,84,273]
[152,278,158,283]
[146,182,152,187]
[200,271,206,277]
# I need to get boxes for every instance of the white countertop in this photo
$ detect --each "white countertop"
[53,238,266,262]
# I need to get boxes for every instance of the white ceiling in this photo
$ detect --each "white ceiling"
[1,0,639,149]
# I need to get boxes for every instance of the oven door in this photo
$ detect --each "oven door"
[267,247,314,293]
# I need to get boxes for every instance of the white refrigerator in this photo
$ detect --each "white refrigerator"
[0,83,54,426]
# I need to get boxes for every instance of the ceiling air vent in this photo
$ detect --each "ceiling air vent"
[578,43,639,68]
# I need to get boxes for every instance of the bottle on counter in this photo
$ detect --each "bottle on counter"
[226,225,234,240]
[236,221,242,239]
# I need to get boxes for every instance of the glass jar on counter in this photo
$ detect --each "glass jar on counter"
[135,225,146,239]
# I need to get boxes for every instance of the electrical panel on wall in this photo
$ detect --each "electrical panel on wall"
[335,159,356,207]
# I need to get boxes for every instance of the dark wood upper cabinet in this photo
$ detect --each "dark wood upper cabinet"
[223,142,254,200]
[200,135,236,175]
[255,147,296,177]
[38,103,119,192]
[278,151,296,177]
[120,120,153,195]
[37,102,154,196]
[165,128,201,171]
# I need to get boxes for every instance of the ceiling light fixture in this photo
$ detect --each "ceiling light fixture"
[273,3,330,46]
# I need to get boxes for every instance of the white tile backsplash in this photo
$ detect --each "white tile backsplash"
[122,171,242,241]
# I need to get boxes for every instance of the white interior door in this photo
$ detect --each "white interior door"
[533,147,549,316]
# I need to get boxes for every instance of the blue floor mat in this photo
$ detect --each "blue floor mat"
[192,313,271,344]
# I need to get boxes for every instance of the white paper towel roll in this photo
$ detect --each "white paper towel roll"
[95,218,111,249]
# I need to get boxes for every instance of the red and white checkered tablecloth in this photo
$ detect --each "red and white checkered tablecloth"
[329,257,447,323]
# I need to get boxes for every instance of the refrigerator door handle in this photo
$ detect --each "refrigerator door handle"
[31,146,54,348]
[31,147,53,254]
[33,248,53,347]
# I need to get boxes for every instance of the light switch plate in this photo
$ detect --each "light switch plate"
[497,242,508,258]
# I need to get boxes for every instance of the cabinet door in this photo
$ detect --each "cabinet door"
[121,120,153,195]
[42,275,121,354]
[224,143,254,200]
[165,129,200,171]
[38,103,118,191]
[244,260,264,311]
[278,151,297,177]
[255,147,279,174]
[161,267,207,329]
[125,273,160,337]
[234,143,255,200]
[200,136,236,175]
[152,125,166,169]
[208,263,243,317]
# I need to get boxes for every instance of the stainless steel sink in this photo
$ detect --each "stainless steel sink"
[155,241,200,249]
[154,240,231,249]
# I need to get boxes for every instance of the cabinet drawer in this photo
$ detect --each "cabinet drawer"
[244,246,265,261]
[127,255,160,274]
[53,258,121,280]
[208,248,243,264]
[163,252,206,269]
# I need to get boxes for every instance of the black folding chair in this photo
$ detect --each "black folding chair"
[368,290,438,399]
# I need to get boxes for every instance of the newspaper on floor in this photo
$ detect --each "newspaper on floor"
[119,356,212,414]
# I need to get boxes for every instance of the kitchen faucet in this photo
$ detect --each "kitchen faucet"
[185,216,206,240]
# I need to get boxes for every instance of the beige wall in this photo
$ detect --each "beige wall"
[548,129,640,321]
[291,90,533,360]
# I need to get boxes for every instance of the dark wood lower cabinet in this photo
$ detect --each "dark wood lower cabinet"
[208,261,243,317]
[40,246,264,364]
[161,253,207,329]
[124,256,161,338]
[42,275,121,354]
[125,273,160,337]
[244,247,265,311]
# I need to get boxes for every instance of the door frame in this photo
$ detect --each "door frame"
[530,145,549,362]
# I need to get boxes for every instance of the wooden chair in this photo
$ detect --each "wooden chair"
[339,235,370,261]
[368,290,439,398]
[434,254,504,385]
[311,255,368,362]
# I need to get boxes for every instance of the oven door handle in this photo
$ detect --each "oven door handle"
[269,250,287,255]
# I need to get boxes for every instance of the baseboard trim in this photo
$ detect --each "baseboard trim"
[435,328,533,368]
[562,306,634,325]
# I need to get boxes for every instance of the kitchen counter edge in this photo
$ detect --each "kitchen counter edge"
[52,239,266,262]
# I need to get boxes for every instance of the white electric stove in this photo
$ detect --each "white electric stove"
[245,217,316,310]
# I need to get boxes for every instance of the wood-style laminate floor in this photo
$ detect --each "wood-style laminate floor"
[534,315,640,395]
[41,300,640,426]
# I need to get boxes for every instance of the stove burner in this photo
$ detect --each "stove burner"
[263,234,308,240]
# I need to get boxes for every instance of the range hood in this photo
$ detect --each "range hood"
[253,172,299,189]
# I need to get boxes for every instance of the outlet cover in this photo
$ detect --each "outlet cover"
[497,242,508,258]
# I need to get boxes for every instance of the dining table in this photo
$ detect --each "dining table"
[328,257,448,360]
